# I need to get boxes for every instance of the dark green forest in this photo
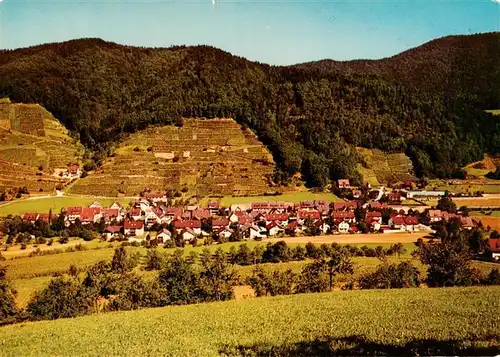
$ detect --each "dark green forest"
[0,32,499,186]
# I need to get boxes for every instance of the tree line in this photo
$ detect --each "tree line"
[1,220,500,326]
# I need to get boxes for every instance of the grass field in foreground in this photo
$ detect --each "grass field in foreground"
[0,196,134,216]
[1,286,499,356]
[199,191,342,206]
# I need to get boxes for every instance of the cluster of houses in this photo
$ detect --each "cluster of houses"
[20,189,476,244]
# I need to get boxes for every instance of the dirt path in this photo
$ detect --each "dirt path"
[267,232,431,244]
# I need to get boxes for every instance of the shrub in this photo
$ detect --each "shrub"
[0,266,19,325]
[247,266,297,297]
[359,261,420,289]
[27,277,92,320]
[133,146,141,152]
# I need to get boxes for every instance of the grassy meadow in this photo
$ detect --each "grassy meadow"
[0,196,134,216]
[6,237,500,310]
[0,286,499,356]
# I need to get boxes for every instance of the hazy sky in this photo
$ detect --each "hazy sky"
[0,0,499,65]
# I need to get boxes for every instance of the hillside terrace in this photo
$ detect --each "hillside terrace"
[16,191,476,243]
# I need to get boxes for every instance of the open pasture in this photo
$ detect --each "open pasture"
[0,196,134,216]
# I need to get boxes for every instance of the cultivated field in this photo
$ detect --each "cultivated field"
[356,147,416,186]
[470,212,500,231]
[0,102,83,193]
[68,119,276,197]
[267,232,430,244]
[426,196,500,208]
[0,196,134,216]
[1,286,499,356]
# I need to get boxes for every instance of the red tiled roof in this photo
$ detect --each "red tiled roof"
[298,210,321,220]
[23,212,38,221]
[404,216,419,225]
[66,206,83,215]
[212,219,229,227]
[105,226,122,233]
[287,220,299,229]
[391,216,406,225]
[333,201,358,210]
[80,208,95,222]
[265,213,289,221]
[165,207,183,216]
[368,202,385,209]
[366,211,382,218]
[143,192,165,199]
[130,208,141,217]
[251,202,270,209]
[334,211,355,219]
[124,221,143,229]
[174,220,201,229]
[103,208,119,218]
[192,208,211,220]
[207,201,220,209]
[488,238,500,251]
[238,216,254,224]
[37,213,50,222]
[300,200,314,208]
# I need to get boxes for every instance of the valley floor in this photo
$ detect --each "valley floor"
[0,286,499,356]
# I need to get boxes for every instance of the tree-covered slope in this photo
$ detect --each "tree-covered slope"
[0,33,499,187]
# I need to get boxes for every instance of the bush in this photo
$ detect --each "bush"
[359,261,420,289]
[247,266,297,297]
[27,278,92,320]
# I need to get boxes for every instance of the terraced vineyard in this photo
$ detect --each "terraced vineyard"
[69,118,276,196]
[356,147,416,186]
[0,100,83,193]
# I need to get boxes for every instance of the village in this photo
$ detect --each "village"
[16,179,479,245]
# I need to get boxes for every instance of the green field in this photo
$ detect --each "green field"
[471,211,500,217]
[200,191,342,206]
[1,286,499,356]
[0,196,134,216]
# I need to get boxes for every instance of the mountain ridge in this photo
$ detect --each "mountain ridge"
[0,32,499,187]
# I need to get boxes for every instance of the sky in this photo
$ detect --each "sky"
[0,0,498,65]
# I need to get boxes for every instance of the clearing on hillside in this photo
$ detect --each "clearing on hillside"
[0,100,83,193]
[356,147,416,186]
[0,286,499,356]
[69,118,276,196]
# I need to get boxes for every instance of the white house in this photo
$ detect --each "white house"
[267,222,285,236]
[156,229,172,243]
[124,221,144,237]
[181,228,197,241]
[338,221,350,234]
[217,227,234,240]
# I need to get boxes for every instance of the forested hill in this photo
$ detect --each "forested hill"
[0,33,499,187]
[294,33,500,109]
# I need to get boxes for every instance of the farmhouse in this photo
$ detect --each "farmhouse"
[181,228,197,241]
[174,220,201,235]
[156,229,172,243]
[124,221,144,237]
[103,226,122,240]
[23,212,38,224]
[267,222,285,236]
